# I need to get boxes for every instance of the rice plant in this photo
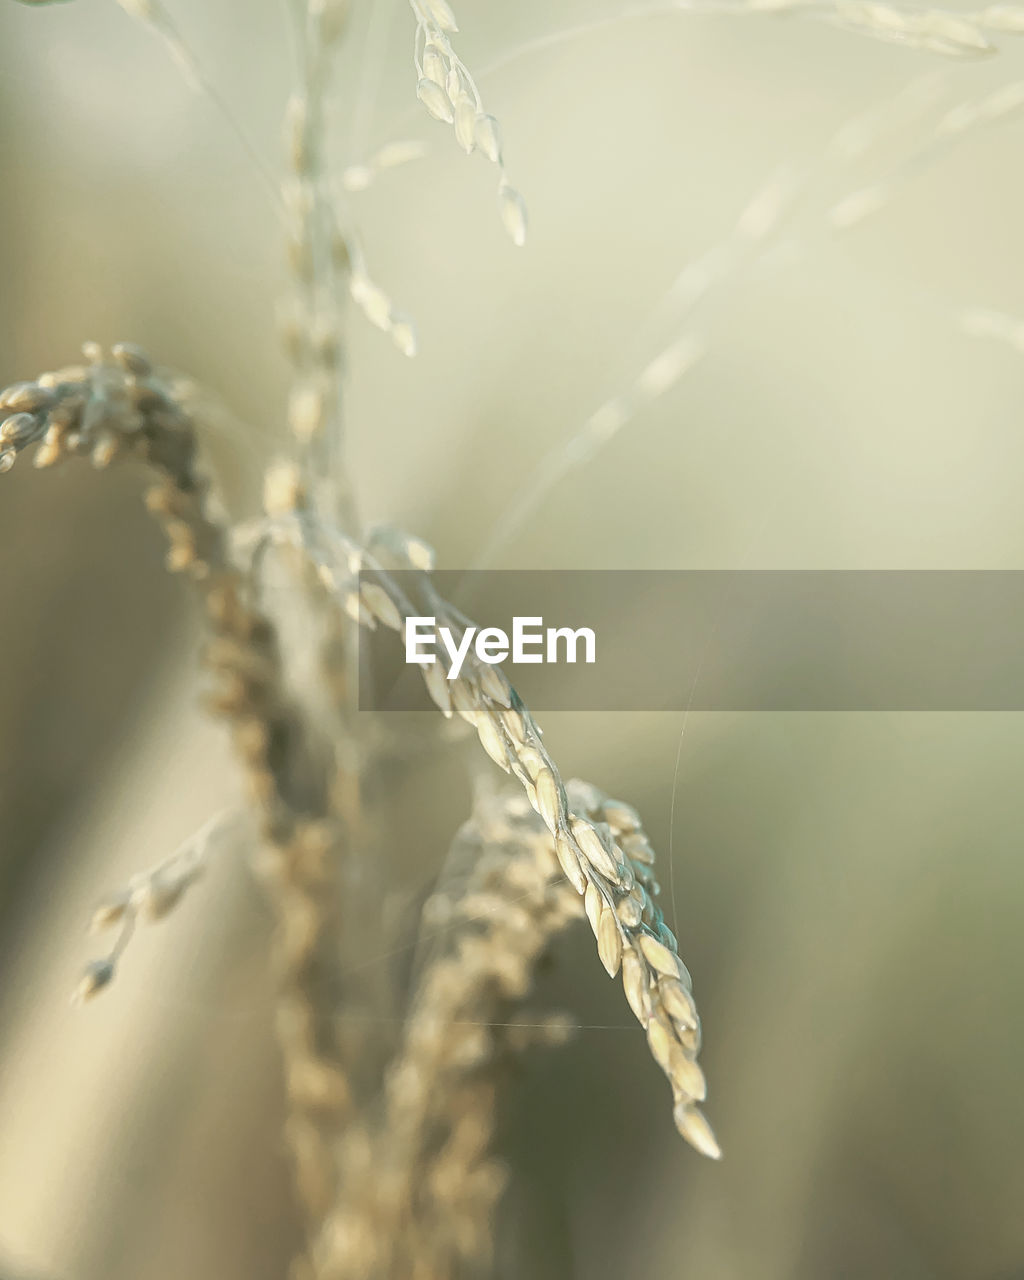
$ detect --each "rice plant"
[3,1,1024,1278]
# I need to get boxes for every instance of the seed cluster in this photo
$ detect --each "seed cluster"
[374,584,719,1156]
[0,345,360,1275]
[0,342,194,476]
[409,0,528,246]
[259,515,722,1159]
[316,789,582,1279]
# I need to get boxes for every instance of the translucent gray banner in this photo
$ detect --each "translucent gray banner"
[358,571,1024,711]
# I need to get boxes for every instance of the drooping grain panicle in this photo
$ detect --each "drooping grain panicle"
[566,780,719,1155]
[394,592,719,1152]
[408,0,528,244]
[269,520,720,1158]
[0,346,363,1270]
[316,786,582,1279]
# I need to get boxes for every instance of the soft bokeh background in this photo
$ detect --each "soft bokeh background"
[2,1,1024,1277]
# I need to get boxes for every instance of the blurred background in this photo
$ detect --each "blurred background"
[2,1,1024,1277]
